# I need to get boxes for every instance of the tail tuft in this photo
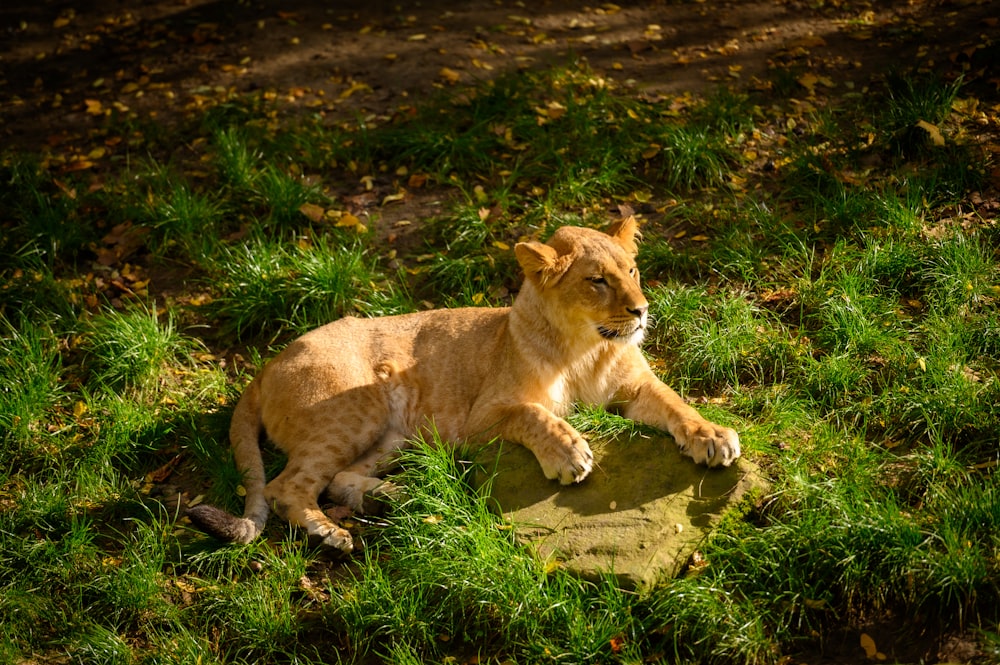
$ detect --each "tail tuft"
[187,504,259,544]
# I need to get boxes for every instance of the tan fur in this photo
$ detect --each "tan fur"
[188,218,740,552]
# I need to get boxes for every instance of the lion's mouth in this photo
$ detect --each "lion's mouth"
[597,323,644,341]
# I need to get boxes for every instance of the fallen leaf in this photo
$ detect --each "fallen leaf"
[382,190,407,205]
[298,202,325,223]
[175,578,197,594]
[439,67,461,84]
[860,633,887,660]
[860,633,877,659]
[915,120,945,146]
[147,455,182,483]
[336,212,362,227]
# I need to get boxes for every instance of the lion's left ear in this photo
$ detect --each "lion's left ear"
[515,241,573,287]
[606,215,640,256]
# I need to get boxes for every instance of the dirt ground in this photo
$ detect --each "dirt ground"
[2,0,997,159]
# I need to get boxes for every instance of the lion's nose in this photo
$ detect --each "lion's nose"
[627,304,648,319]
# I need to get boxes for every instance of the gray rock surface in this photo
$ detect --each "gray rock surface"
[474,434,766,588]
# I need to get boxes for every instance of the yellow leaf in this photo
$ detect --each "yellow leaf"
[860,633,877,659]
[544,101,566,120]
[408,33,427,41]
[439,67,461,84]
[382,190,407,205]
[915,120,945,146]
[84,99,103,115]
[472,292,485,305]
[492,240,510,251]
[73,401,88,418]
[339,80,371,99]
[798,72,819,93]
[422,514,443,524]
[336,212,362,227]
[691,234,709,242]
[175,579,198,594]
[236,485,247,497]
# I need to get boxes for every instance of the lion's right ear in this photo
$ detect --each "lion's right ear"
[515,241,572,286]
[606,215,640,256]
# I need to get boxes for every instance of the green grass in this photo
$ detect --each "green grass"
[1,61,998,664]
[206,232,410,338]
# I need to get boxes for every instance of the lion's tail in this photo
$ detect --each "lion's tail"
[187,377,269,544]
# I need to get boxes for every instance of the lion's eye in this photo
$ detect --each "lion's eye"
[589,276,607,286]
[629,267,637,278]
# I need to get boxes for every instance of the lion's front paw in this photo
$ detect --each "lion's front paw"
[537,434,594,485]
[677,421,741,468]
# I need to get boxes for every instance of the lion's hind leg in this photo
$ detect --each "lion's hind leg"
[263,458,356,552]
[327,427,410,515]
[262,411,395,554]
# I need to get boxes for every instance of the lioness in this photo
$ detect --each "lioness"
[188,218,740,553]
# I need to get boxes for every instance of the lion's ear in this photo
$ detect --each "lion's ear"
[606,215,640,256]
[515,241,572,286]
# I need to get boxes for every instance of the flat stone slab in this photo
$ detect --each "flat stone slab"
[475,434,766,588]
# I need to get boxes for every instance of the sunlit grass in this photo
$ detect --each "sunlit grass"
[83,303,197,396]
[0,316,66,465]
[206,231,410,338]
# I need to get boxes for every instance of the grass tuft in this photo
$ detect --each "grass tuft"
[206,232,409,338]
[83,304,197,396]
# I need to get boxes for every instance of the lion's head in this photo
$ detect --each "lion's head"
[514,217,649,347]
